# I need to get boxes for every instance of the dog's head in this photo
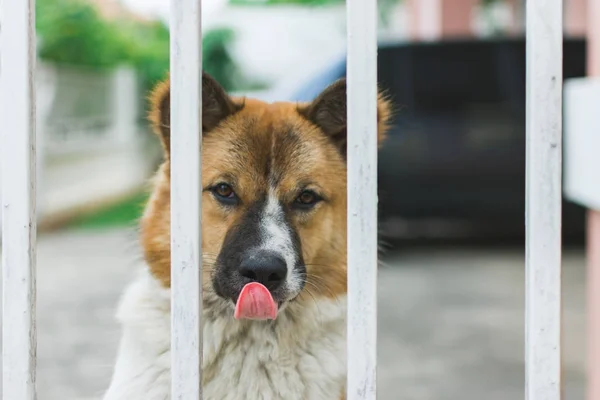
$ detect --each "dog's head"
[141,72,392,319]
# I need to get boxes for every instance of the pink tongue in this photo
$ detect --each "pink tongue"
[234,282,278,320]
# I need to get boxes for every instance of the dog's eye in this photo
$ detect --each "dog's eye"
[294,190,321,209]
[215,183,234,198]
[211,183,237,205]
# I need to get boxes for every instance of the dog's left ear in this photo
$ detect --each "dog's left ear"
[298,78,392,158]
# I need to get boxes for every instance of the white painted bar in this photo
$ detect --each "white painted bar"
[0,0,38,399]
[525,1,563,399]
[346,0,378,398]
[170,0,203,399]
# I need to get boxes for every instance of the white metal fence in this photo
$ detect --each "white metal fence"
[524,1,563,398]
[0,0,565,399]
[170,0,203,397]
[0,1,37,399]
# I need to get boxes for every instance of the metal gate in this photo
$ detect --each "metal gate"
[0,0,564,399]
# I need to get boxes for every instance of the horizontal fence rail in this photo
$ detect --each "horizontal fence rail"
[346,0,379,398]
[170,0,203,399]
[525,1,563,399]
[0,0,38,399]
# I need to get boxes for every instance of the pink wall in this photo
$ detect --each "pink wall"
[588,212,600,400]
[566,0,587,37]
[439,0,479,37]
[587,0,600,397]
[406,0,588,40]
[406,0,478,40]
[588,0,600,75]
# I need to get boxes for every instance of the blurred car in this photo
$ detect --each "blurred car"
[239,38,588,241]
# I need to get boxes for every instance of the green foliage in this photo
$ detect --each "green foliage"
[36,0,131,68]
[122,20,170,92]
[69,190,149,230]
[203,28,241,91]
[127,24,254,92]
[35,0,255,94]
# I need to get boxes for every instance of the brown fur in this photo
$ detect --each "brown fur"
[140,73,392,301]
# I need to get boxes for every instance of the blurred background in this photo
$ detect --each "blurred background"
[0,0,594,398]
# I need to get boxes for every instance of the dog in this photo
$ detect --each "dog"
[103,72,392,400]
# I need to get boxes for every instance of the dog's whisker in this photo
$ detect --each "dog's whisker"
[299,286,323,322]
[301,273,343,307]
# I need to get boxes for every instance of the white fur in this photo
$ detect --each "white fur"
[103,269,347,400]
[258,190,302,292]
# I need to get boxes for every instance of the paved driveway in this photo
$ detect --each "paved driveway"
[0,229,587,399]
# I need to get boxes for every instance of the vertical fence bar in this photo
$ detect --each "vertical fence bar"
[0,0,38,399]
[346,0,378,398]
[525,1,563,399]
[170,0,202,399]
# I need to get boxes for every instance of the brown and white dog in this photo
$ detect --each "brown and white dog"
[103,72,392,400]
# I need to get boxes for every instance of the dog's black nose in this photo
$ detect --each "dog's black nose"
[239,252,287,291]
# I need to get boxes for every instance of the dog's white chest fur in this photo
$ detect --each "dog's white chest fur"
[103,271,346,400]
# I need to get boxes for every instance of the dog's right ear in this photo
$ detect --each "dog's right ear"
[148,72,243,155]
[297,78,393,160]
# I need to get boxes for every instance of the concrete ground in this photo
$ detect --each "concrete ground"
[2,228,587,399]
